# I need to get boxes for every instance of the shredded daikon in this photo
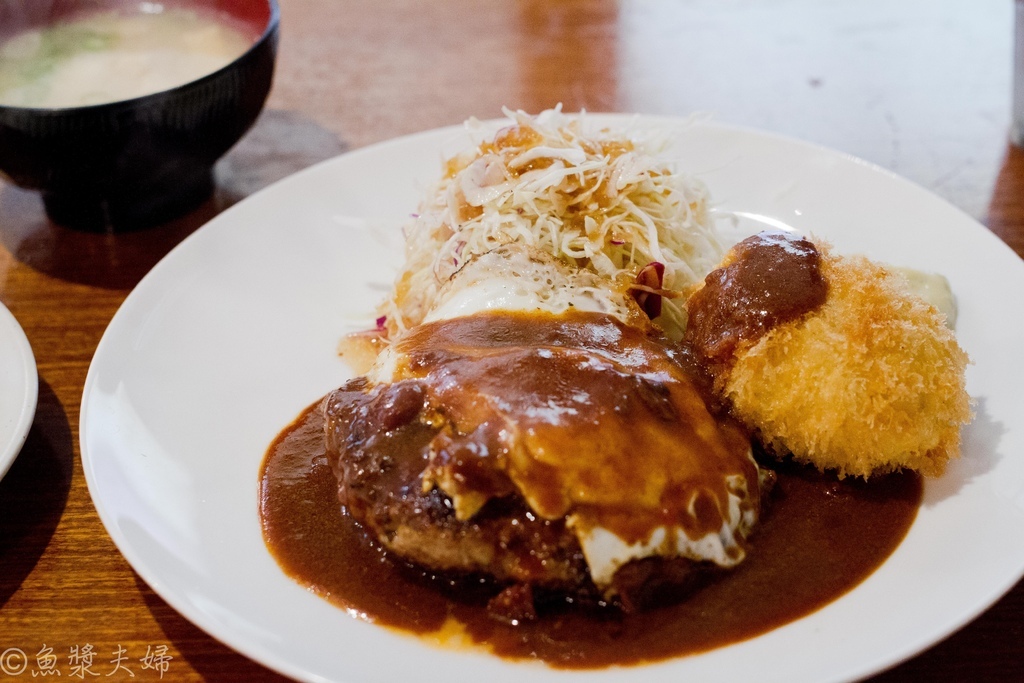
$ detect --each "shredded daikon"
[379,107,726,339]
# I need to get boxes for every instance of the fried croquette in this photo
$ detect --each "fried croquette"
[686,232,972,479]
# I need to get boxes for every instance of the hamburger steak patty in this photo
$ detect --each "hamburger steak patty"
[323,377,593,592]
[322,305,771,615]
[323,374,726,614]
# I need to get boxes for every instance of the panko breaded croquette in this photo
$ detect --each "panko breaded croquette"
[683,230,972,479]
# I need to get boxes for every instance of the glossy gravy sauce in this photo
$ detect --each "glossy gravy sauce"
[684,230,828,365]
[382,311,758,547]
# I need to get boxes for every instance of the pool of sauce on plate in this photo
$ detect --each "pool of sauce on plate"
[260,405,921,668]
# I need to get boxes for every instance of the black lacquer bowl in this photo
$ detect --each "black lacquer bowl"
[0,0,279,231]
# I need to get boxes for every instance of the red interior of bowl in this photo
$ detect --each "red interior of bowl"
[0,0,275,43]
[210,0,273,35]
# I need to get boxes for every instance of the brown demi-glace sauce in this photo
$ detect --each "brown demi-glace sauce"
[260,409,920,668]
[685,230,828,365]
[681,230,830,398]
[259,230,922,668]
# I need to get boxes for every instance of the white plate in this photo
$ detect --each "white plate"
[0,301,36,481]
[80,115,1024,683]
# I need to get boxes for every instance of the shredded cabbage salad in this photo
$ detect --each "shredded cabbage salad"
[379,107,726,339]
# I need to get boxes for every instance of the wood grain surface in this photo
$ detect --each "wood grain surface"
[1,1,1022,680]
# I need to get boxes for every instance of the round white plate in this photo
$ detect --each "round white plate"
[0,301,36,481]
[80,115,1024,683]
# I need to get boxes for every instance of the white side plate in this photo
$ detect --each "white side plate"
[0,301,37,481]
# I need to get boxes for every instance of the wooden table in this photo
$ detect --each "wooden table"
[1,1,1022,680]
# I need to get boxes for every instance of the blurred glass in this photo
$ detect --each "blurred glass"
[1015,0,1024,145]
